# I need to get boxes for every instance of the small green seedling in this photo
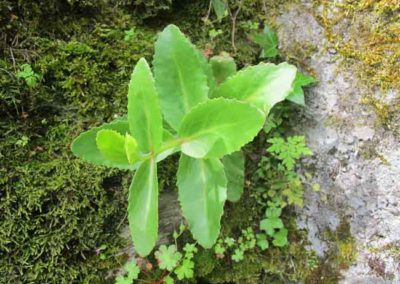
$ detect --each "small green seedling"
[211,0,228,20]
[71,25,299,257]
[115,260,140,284]
[259,204,288,247]
[251,26,317,105]
[124,28,135,41]
[267,136,312,171]
[17,64,41,88]
[155,245,182,271]
[251,26,279,59]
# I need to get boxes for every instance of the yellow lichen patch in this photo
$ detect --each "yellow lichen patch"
[361,95,400,136]
[313,0,400,90]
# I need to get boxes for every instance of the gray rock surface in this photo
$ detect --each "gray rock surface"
[277,2,400,283]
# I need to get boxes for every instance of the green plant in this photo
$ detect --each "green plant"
[211,0,228,20]
[267,136,312,171]
[259,203,288,247]
[209,28,223,39]
[250,26,317,105]
[252,134,313,250]
[155,245,182,271]
[16,64,41,88]
[209,52,237,85]
[124,28,136,41]
[212,227,257,262]
[251,26,279,59]
[115,260,140,284]
[71,24,298,257]
[286,71,318,105]
[15,135,29,147]
[115,227,199,283]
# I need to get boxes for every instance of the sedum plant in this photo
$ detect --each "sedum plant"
[71,24,298,257]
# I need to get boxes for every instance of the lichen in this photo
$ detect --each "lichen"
[306,218,357,283]
[314,0,400,90]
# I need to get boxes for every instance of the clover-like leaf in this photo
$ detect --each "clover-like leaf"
[178,98,264,159]
[232,249,244,262]
[256,233,269,250]
[115,276,132,284]
[214,243,226,255]
[155,245,182,271]
[224,237,235,247]
[260,217,283,236]
[124,260,140,280]
[175,259,194,280]
[154,24,208,130]
[164,276,174,284]
[177,155,227,248]
[272,228,288,247]
[265,207,282,218]
[183,243,197,259]
[128,159,158,256]
[212,63,297,114]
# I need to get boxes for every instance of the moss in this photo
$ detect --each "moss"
[358,141,390,165]
[192,203,321,283]
[0,3,162,282]
[306,218,357,283]
[0,121,130,283]
[361,95,400,137]
[314,0,400,90]
[309,0,400,138]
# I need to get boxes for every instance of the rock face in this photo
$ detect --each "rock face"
[277,2,400,283]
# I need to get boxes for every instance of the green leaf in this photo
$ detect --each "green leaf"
[124,28,135,41]
[267,135,312,170]
[96,129,129,164]
[224,237,235,247]
[124,261,140,280]
[178,98,265,159]
[155,245,182,271]
[154,24,208,130]
[210,54,237,85]
[260,217,283,236]
[71,119,138,170]
[212,63,297,113]
[251,26,279,58]
[232,248,244,262]
[256,233,269,250]
[222,151,245,202]
[128,159,158,256]
[272,228,288,247]
[115,275,132,284]
[177,155,227,248]
[164,276,174,284]
[212,0,227,20]
[214,243,226,255]
[128,58,163,153]
[124,134,141,164]
[265,207,282,218]
[175,259,194,280]
[183,243,198,259]
[286,71,317,106]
